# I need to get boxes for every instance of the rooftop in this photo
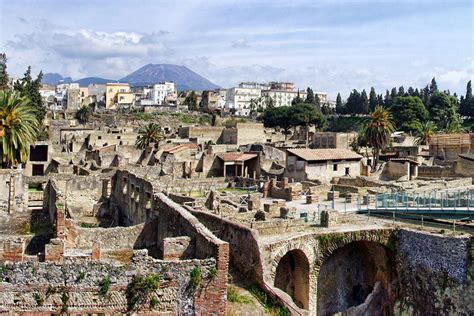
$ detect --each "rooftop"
[217,152,258,162]
[287,148,362,161]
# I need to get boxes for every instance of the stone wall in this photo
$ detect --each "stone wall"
[108,170,229,315]
[395,229,473,314]
[0,169,27,213]
[189,209,263,281]
[0,250,217,314]
[418,165,457,178]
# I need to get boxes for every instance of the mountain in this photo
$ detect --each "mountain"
[42,73,73,85]
[120,64,220,91]
[74,77,115,87]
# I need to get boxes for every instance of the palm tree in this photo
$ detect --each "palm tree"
[76,104,92,124]
[415,121,436,145]
[135,123,163,150]
[0,90,39,167]
[365,106,394,171]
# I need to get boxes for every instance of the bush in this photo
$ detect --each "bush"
[126,273,161,311]
[207,266,217,279]
[189,267,201,289]
[99,276,111,296]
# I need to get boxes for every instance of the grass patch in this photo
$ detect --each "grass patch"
[247,284,290,315]
[217,187,252,194]
[80,222,99,228]
[227,285,253,304]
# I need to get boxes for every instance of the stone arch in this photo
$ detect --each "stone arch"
[315,230,395,316]
[274,249,310,310]
[268,238,316,312]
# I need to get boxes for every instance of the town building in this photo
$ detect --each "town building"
[285,148,362,183]
[145,82,177,105]
[66,83,81,112]
[312,132,357,150]
[105,83,132,109]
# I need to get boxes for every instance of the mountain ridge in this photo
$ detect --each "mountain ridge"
[41,64,219,90]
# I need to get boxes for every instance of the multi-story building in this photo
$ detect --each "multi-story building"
[201,89,227,112]
[261,89,307,108]
[225,86,262,116]
[148,82,177,105]
[105,83,131,109]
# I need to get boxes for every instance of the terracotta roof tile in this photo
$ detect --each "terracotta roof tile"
[287,148,362,161]
[218,152,258,162]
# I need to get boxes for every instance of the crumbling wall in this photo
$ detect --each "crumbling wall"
[189,209,263,281]
[0,169,27,213]
[0,251,217,314]
[418,165,457,178]
[395,229,473,315]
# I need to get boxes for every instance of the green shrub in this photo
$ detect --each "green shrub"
[189,267,201,289]
[61,292,69,312]
[150,296,158,308]
[126,273,161,311]
[33,293,44,306]
[99,276,111,296]
[207,266,217,279]
[77,271,86,282]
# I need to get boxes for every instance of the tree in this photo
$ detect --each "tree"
[397,86,405,97]
[346,89,361,114]
[0,90,40,166]
[365,106,394,171]
[460,80,473,117]
[0,53,8,90]
[429,92,462,132]
[305,87,314,104]
[335,93,344,114]
[391,96,428,133]
[289,103,327,145]
[314,93,321,108]
[360,89,369,114]
[262,106,292,141]
[291,90,303,105]
[13,66,45,122]
[415,121,436,145]
[76,104,93,124]
[135,123,163,150]
[369,87,377,111]
[429,77,438,94]
[184,91,198,111]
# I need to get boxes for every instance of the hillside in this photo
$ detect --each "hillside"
[120,64,220,91]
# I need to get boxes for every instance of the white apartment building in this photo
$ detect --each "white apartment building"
[225,86,262,116]
[262,90,307,108]
[148,82,177,105]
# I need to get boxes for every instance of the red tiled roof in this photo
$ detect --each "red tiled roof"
[287,148,362,161]
[218,152,258,162]
[164,143,198,154]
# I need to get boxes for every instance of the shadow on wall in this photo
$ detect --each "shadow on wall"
[317,241,395,315]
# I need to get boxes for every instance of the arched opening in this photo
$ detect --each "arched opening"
[274,249,310,310]
[317,241,394,315]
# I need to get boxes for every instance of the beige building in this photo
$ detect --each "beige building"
[105,83,132,109]
[312,132,357,150]
[286,148,362,183]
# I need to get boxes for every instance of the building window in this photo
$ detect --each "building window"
[333,163,338,171]
[345,167,350,175]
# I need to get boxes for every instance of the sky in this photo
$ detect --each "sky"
[0,0,473,99]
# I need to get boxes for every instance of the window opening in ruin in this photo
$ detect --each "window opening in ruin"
[32,164,44,176]
[29,145,48,161]
[333,163,338,171]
